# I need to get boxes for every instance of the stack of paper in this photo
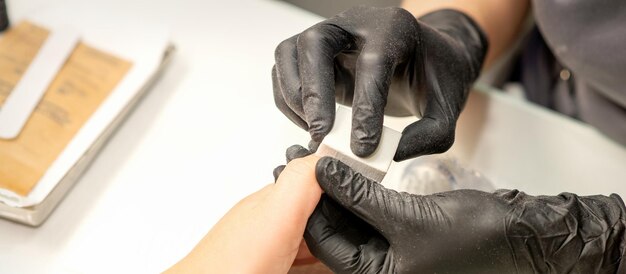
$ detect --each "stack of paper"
[0,20,174,226]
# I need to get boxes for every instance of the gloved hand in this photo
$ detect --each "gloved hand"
[272,7,488,160]
[273,144,314,182]
[305,157,626,273]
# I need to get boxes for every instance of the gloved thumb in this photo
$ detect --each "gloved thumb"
[315,157,404,237]
[394,114,456,161]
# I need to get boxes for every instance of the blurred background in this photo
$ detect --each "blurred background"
[282,0,400,17]
[0,1,625,273]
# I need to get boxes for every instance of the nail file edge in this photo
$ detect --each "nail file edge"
[315,106,402,182]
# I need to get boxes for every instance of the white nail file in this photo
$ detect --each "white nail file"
[0,27,79,139]
[316,105,402,182]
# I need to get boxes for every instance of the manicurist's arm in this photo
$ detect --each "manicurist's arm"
[402,0,530,67]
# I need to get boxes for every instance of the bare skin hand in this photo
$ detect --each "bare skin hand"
[166,154,321,273]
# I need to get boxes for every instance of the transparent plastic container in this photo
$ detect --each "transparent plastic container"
[397,155,494,195]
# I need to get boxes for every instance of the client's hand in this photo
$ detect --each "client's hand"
[166,145,320,273]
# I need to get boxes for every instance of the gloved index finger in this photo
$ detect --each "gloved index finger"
[273,35,308,128]
[297,21,352,143]
[273,65,308,130]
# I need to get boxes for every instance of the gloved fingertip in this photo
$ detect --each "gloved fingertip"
[392,134,424,161]
[273,165,286,182]
[287,144,307,152]
[308,120,332,143]
[349,121,382,157]
[315,157,349,189]
[308,130,327,144]
[315,156,335,180]
[392,147,411,162]
[286,144,310,162]
[351,141,377,158]
[308,139,321,152]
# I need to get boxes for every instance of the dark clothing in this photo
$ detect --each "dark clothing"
[523,0,626,145]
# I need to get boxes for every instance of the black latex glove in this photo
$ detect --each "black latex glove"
[305,157,626,273]
[272,7,488,160]
[273,144,313,181]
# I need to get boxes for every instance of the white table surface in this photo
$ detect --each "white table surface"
[2,0,321,273]
[2,0,625,273]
